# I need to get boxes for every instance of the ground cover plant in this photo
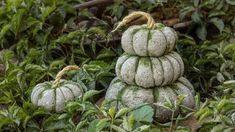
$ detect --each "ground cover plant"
[0,0,235,131]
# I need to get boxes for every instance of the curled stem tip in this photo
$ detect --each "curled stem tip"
[112,11,155,32]
[52,65,80,88]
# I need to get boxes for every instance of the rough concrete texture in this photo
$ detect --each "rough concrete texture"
[120,56,138,85]
[105,77,195,122]
[154,87,178,122]
[116,52,184,88]
[121,25,142,55]
[133,29,149,56]
[148,30,167,56]
[121,85,154,108]
[135,57,154,87]
[121,25,177,57]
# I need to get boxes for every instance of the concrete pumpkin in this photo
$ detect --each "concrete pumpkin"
[105,77,195,122]
[121,24,177,57]
[31,65,83,112]
[116,51,184,88]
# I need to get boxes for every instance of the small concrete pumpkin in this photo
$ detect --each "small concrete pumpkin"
[105,77,195,122]
[113,12,177,57]
[116,51,184,88]
[31,65,83,112]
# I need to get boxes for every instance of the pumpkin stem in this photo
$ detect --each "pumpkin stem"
[112,11,155,32]
[52,65,80,88]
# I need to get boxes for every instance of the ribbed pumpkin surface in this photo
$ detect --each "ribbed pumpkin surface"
[31,79,83,112]
[116,51,184,88]
[105,77,195,122]
[121,23,178,57]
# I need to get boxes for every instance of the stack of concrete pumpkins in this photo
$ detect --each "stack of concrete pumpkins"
[105,11,195,122]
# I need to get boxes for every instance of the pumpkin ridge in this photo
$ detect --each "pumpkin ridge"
[117,82,128,107]
[177,79,195,95]
[165,55,175,83]
[133,57,140,85]
[53,89,56,111]
[58,87,66,101]
[158,58,165,86]
[149,57,155,86]
[168,53,182,80]
[169,28,178,51]
[31,84,45,101]
[146,30,151,56]
[159,30,168,55]
[68,81,84,93]
[33,87,46,105]
[131,28,143,55]
[172,52,184,76]
[153,87,159,102]
[64,85,75,99]
[118,55,129,80]
[36,86,51,105]
[133,28,149,56]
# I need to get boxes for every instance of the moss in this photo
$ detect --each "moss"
[154,23,165,30]
[153,88,159,102]
[139,57,151,66]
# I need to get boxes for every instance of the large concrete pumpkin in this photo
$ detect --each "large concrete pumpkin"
[105,77,195,122]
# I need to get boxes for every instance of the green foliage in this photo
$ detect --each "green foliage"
[0,0,235,131]
[179,0,235,40]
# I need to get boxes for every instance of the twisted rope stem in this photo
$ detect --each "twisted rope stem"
[52,65,80,88]
[112,11,155,32]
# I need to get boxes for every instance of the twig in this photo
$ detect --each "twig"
[173,21,192,30]
[73,0,114,9]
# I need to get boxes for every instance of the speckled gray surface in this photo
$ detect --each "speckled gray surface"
[116,52,184,88]
[148,30,167,56]
[105,77,195,122]
[120,56,138,85]
[121,25,141,54]
[31,80,83,112]
[154,87,178,122]
[174,82,195,110]
[121,86,154,108]
[133,29,149,56]
[135,58,154,87]
[121,24,177,57]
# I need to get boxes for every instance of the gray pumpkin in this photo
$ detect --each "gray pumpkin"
[31,80,83,112]
[121,23,178,57]
[105,77,195,122]
[31,65,83,112]
[116,51,184,88]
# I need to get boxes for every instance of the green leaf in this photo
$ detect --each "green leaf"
[82,90,102,101]
[210,18,224,33]
[111,125,126,132]
[0,24,11,39]
[132,105,154,123]
[226,0,235,5]
[194,0,200,7]
[196,23,207,40]
[40,6,56,22]
[88,119,99,132]
[191,11,203,23]
[216,72,225,82]
[133,125,150,132]
[108,107,116,119]
[115,107,130,119]
[96,119,110,131]
[128,114,135,131]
